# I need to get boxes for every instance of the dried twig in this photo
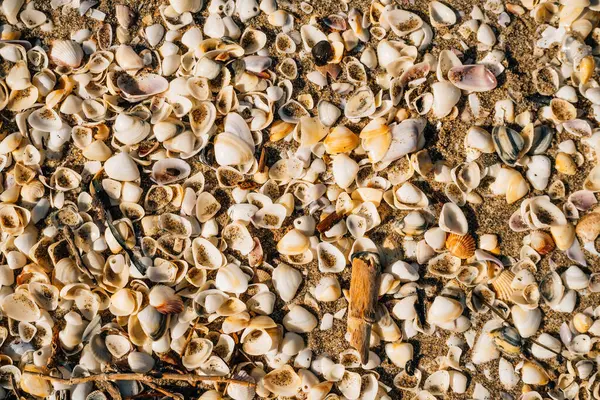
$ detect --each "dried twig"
[27,372,256,387]
[144,381,183,400]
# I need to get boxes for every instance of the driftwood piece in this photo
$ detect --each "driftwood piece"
[348,251,381,363]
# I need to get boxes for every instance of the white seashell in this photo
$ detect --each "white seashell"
[28,106,62,131]
[427,296,463,325]
[337,371,362,399]
[332,154,359,189]
[263,365,301,397]
[2,0,24,24]
[222,222,254,255]
[383,9,423,37]
[499,358,519,389]
[431,81,460,118]
[439,203,468,235]
[145,24,164,47]
[277,229,309,256]
[512,305,541,338]
[216,263,249,294]
[314,276,341,302]
[525,155,551,190]
[424,370,450,395]
[317,242,346,273]
[1,291,40,322]
[272,263,302,302]
[283,305,317,333]
[531,333,561,359]
[50,40,84,68]
[104,152,139,181]
[429,1,457,27]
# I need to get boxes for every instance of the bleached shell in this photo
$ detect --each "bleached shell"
[314,276,341,302]
[241,28,267,54]
[431,81,460,119]
[423,370,450,395]
[6,60,30,90]
[263,365,302,397]
[317,242,346,273]
[216,263,249,294]
[2,0,24,24]
[277,229,310,256]
[113,114,151,146]
[512,306,541,338]
[345,86,376,119]
[222,222,254,255]
[191,237,224,270]
[214,132,254,166]
[529,196,567,228]
[28,106,62,131]
[151,158,191,185]
[332,154,359,189]
[29,282,59,311]
[429,1,456,27]
[1,291,40,322]
[182,338,213,369]
[499,358,519,389]
[531,333,561,359]
[272,263,302,302]
[392,182,429,210]
[104,152,140,182]
[118,73,169,101]
[50,40,84,68]
[115,45,144,73]
[383,9,423,37]
[439,202,468,235]
[128,351,155,373]
[427,296,463,325]
[52,167,82,191]
[562,265,589,290]
[385,342,413,368]
[283,305,317,333]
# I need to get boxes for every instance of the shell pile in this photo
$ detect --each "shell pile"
[0,0,600,399]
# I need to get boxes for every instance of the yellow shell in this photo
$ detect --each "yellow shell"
[269,120,295,142]
[445,233,476,259]
[555,152,577,175]
[579,56,595,85]
[490,270,515,301]
[323,126,359,154]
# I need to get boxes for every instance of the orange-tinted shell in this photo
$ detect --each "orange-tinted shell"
[445,233,476,259]
[529,230,555,255]
[490,270,515,301]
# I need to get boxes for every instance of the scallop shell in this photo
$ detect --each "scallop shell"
[50,40,83,68]
[445,233,476,259]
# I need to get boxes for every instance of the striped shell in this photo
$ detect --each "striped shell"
[445,233,476,259]
[490,270,515,301]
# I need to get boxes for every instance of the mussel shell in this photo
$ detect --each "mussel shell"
[492,126,524,166]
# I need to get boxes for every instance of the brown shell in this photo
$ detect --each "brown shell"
[529,231,555,255]
[445,233,476,259]
[490,270,515,301]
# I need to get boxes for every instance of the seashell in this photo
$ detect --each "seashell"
[216,264,249,294]
[424,370,450,395]
[530,196,567,228]
[383,9,423,37]
[323,126,358,155]
[317,242,346,273]
[492,126,524,166]
[115,5,135,28]
[118,73,169,102]
[525,155,551,190]
[530,333,561,360]
[28,106,62,131]
[429,1,456,27]
[332,154,359,189]
[277,229,309,256]
[550,98,576,122]
[512,306,541,338]
[283,305,317,334]
[195,192,221,223]
[427,296,463,325]
[214,132,254,166]
[50,40,83,68]
[263,365,302,397]
[448,65,497,92]
[528,231,555,255]
[272,263,302,302]
[345,86,375,119]
[518,361,549,385]
[104,152,140,182]
[563,265,589,290]
[151,158,191,185]
[445,233,475,259]
[1,291,40,322]
[115,45,144,74]
[318,100,342,128]
[241,28,267,54]
[113,114,151,145]
[431,81,460,118]
[575,212,600,243]
[145,24,164,47]
[314,276,341,302]
[427,252,461,278]
[439,202,468,235]
[222,222,254,255]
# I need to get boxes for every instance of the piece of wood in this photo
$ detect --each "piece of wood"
[348,251,380,363]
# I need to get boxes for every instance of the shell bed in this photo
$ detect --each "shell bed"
[0,0,599,399]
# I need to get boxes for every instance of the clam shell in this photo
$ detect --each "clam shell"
[50,40,83,68]
[263,365,302,397]
[383,9,423,37]
[427,252,461,278]
[118,73,169,101]
[439,202,468,235]
[448,65,497,92]
[104,152,140,182]
[151,158,191,185]
[429,1,456,27]
[272,263,302,302]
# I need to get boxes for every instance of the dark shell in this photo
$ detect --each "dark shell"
[312,40,333,66]
[492,126,524,166]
